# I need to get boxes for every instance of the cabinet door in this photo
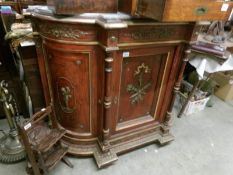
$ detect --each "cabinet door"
[111,46,176,134]
[45,47,95,136]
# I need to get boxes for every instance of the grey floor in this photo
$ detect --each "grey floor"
[1,96,233,175]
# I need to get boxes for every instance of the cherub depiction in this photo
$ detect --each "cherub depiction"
[60,86,74,113]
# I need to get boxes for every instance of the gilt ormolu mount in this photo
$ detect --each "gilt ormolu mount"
[127,63,152,104]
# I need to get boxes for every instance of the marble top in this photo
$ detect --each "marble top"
[26,5,190,29]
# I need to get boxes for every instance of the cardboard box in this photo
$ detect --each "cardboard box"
[178,80,210,115]
[178,92,210,115]
[212,72,233,101]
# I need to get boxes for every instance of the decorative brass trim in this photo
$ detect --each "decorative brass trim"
[174,86,180,92]
[124,27,174,40]
[105,57,114,63]
[41,34,99,45]
[194,6,208,16]
[40,34,190,50]
[118,40,189,47]
[103,129,110,134]
[104,101,112,109]
[110,36,118,42]
[60,86,76,113]
[75,60,82,65]
[126,22,190,26]
[42,41,54,105]
[104,96,112,109]
[56,77,77,115]
[40,35,120,52]
[154,52,170,119]
[105,68,113,73]
[127,63,152,104]
[38,23,90,40]
[134,63,151,75]
[105,47,120,52]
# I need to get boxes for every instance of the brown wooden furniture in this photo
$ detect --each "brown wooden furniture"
[31,12,197,168]
[18,106,73,175]
[119,0,233,22]
[47,0,118,15]
[18,45,45,113]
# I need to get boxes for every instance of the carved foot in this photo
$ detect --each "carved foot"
[93,149,118,168]
[158,125,174,146]
[158,133,174,145]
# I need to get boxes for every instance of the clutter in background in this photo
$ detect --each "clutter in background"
[211,71,233,101]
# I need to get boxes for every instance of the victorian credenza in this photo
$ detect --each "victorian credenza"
[31,12,196,168]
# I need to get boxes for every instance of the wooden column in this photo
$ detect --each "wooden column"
[165,49,191,124]
[102,52,114,151]
[159,49,191,145]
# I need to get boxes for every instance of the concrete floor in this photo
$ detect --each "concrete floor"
[0,96,233,175]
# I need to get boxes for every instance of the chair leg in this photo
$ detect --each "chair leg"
[62,156,74,168]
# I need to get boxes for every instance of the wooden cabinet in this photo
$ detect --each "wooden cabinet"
[18,45,45,113]
[119,0,233,22]
[31,13,195,168]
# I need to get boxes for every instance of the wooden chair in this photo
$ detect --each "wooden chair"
[18,105,73,175]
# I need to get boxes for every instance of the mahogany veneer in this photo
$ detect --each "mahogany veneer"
[31,13,195,168]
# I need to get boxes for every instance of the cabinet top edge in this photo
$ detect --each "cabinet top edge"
[29,6,192,29]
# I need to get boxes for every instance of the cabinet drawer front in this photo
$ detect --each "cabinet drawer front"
[163,0,233,21]
[120,0,233,21]
[111,46,175,134]
[46,48,92,135]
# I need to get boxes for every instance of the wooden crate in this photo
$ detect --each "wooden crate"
[119,0,233,22]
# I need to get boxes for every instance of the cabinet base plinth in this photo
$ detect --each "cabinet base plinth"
[61,126,174,168]
[158,124,175,145]
[158,133,174,145]
[94,149,118,168]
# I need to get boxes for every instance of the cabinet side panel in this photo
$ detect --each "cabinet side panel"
[46,48,92,135]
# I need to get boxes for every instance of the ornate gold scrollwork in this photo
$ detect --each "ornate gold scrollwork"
[60,86,75,113]
[38,23,90,40]
[125,27,174,40]
[127,63,152,104]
